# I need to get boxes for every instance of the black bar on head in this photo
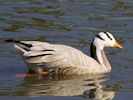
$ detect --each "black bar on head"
[103,32,112,40]
[96,35,105,41]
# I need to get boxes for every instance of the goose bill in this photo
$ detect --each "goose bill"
[114,41,123,48]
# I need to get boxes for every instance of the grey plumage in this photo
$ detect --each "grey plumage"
[6,40,108,74]
[5,32,122,74]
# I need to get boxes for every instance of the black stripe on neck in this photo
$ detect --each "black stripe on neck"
[103,32,112,40]
[96,35,105,41]
[90,42,100,64]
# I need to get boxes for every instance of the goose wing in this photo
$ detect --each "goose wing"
[11,40,100,69]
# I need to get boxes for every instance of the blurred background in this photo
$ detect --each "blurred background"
[0,0,132,99]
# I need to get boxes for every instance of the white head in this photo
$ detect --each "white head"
[93,32,123,50]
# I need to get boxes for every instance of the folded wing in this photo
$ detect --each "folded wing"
[12,40,100,69]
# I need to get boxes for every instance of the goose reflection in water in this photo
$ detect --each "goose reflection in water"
[20,74,115,100]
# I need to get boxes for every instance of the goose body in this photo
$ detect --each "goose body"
[6,32,123,75]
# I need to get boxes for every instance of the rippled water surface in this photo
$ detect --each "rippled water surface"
[0,0,133,99]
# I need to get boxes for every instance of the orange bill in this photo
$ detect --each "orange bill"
[114,41,123,49]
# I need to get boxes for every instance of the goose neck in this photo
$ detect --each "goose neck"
[90,43,111,70]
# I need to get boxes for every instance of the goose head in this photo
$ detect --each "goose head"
[93,32,123,50]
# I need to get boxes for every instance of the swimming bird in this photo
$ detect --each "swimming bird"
[5,32,123,75]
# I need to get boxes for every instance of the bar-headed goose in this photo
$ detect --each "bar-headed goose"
[6,32,123,75]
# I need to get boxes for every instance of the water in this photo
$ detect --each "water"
[0,0,133,99]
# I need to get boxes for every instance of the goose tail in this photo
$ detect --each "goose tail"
[5,39,31,53]
[5,39,21,43]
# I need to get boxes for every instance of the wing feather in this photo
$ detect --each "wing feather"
[13,41,100,69]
